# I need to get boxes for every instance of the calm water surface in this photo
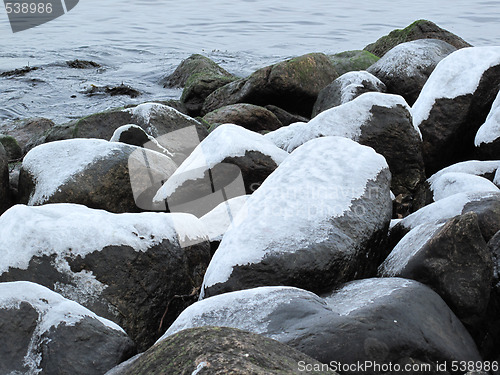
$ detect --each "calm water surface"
[1,0,499,124]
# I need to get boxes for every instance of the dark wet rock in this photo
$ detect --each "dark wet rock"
[106,326,334,375]
[83,83,141,98]
[0,204,211,351]
[379,212,493,327]
[161,53,234,88]
[264,105,308,127]
[18,138,177,213]
[153,124,287,217]
[328,50,380,75]
[312,71,386,116]
[201,137,392,298]
[66,59,101,69]
[267,93,427,215]
[202,53,339,118]
[0,281,135,375]
[0,135,22,161]
[412,47,500,175]
[0,144,11,214]
[203,103,283,132]
[2,117,55,154]
[364,19,472,58]
[462,194,500,242]
[163,280,481,371]
[0,65,40,77]
[367,39,457,105]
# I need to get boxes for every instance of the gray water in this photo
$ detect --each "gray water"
[1,0,500,125]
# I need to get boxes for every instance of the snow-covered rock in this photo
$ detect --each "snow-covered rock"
[0,281,135,375]
[429,172,499,201]
[200,195,250,243]
[379,213,492,324]
[110,124,173,156]
[0,203,211,350]
[475,91,500,159]
[412,47,500,174]
[200,136,392,298]
[367,39,456,105]
[18,138,177,213]
[160,280,481,367]
[312,71,386,116]
[266,92,427,213]
[153,124,288,217]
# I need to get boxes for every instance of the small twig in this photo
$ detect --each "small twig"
[158,286,200,332]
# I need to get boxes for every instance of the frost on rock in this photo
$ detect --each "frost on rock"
[378,223,444,277]
[412,47,500,127]
[200,195,250,242]
[153,124,288,201]
[323,277,414,316]
[22,139,124,205]
[201,136,391,295]
[157,286,328,344]
[0,281,124,373]
[0,203,208,277]
[335,71,385,104]
[397,191,500,231]
[475,90,500,146]
[265,92,415,152]
[429,172,499,201]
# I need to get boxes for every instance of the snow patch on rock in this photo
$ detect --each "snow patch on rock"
[475,90,500,146]
[430,172,499,201]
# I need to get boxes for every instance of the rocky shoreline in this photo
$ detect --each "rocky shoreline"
[1,19,500,374]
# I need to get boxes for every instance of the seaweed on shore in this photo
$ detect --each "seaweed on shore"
[1,66,40,78]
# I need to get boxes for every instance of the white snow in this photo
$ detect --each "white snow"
[110,124,145,142]
[0,281,125,373]
[153,124,288,201]
[0,203,209,275]
[200,195,250,242]
[378,223,444,276]
[265,92,416,152]
[22,139,125,205]
[334,71,385,104]
[397,191,500,231]
[428,160,500,186]
[157,286,328,344]
[201,136,389,291]
[412,47,500,127]
[368,39,455,78]
[475,90,500,146]
[324,278,414,316]
[429,172,499,201]
[123,102,195,125]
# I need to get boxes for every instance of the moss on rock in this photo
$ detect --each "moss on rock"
[328,50,379,75]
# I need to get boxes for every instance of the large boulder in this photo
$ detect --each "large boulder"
[367,39,456,105]
[328,50,380,75]
[161,53,234,88]
[379,212,493,327]
[0,144,11,214]
[161,54,238,116]
[0,281,135,375]
[412,47,500,175]
[475,90,500,159]
[161,281,481,371]
[153,124,288,217]
[267,92,427,214]
[106,326,334,375]
[37,104,208,159]
[203,103,283,132]
[18,138,177,213]
[201,136,392,299]
[312,71,386,117]
[1,117,55,154]
[364,19,471,58]
[0,204,211,350]
[202,53,339,118]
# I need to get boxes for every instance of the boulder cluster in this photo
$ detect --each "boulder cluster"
[1,19,500,375]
